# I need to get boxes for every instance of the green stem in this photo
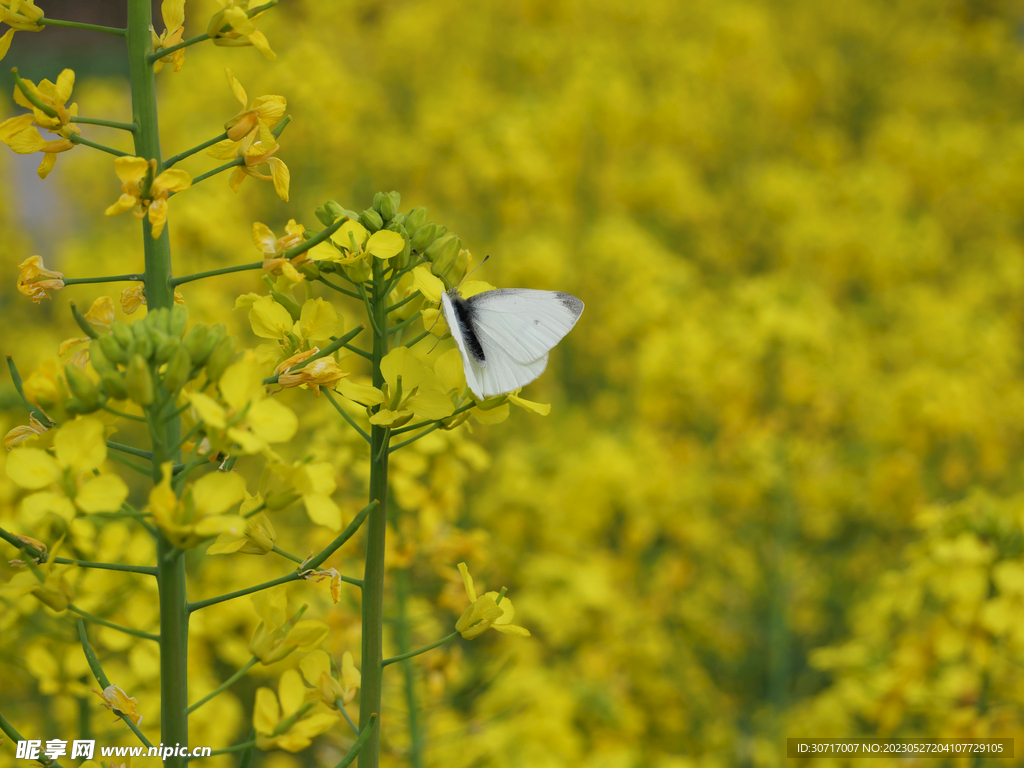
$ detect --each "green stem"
[271,701,314,737]
[388,291,422,314]
[6,356,54,426]
[190,157,243,186]
[381,631,458,668]
[335,698,359,735]
[127,2,189,764]
[395,570,424,767]
[69,134,131,157]
[358,282,382,336]
[106,451,153,476]
[303,499,378,571]
[40,17,125,35]
[71,116,137,131]
[77,620,156,749]
[101,403,147,422]
[54,557,157,576]
[341,342,372,360]
[323,388,371,443]
[359,257,390,768]
[334,714,378,768]
[271,546,304,565]
[65,274,144,286]
[0,525,44,560]
[188,572,299,613]
[388,424,441,454]
[171,262,262,287]
[187,656,259,714]
[206,741,256,757]
[391,402,475,435]
[106,441,153,461]
[0,710,65,768]
[386,311,422,336]
[11,67,58,117]
[318,276,363,300]
[69,604,159,641]
[402,329,432,348]
[164,131,228,168]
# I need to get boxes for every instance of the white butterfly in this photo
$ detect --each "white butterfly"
[440,287,584,399]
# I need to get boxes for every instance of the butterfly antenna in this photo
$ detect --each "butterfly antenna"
[457,254,491,289]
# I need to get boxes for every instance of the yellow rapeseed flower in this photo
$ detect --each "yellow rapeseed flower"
[118,284,185,315]
[207,511,277,555]
[0,0,43,32]
[94,684,143,727]
[0,69,81,178]
[104,156,192,238]
[299,649,360,707]
[253,219,306,281]
[3,414,47,450]
[364,346,455,427]
[1,535,74,611]
[16,255,64,302]
[267,460,341,529]
[248,587,329,664]
[5,416,128,520]
[455,562,530,640]
[151,0,186,73]
[253,671,337,752]
[59,296,115,366]
[148,462,246,549]
[207,0,275,59]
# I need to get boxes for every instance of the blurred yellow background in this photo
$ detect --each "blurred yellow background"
[3,0,1024,766]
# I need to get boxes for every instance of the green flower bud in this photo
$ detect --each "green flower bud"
[405,206,429,234]
[265,489,302,511]
[111,321,134,350]
[204,337,238,382]
[64,364,100,410]
[89,341,116,376]
[270,289,302,322]
[410,223,437,252]
[162,346,193,394]
[154,334,181,364]
[343,258,373,283]
[297,262,321,280]
[64,396,88,416]
[390,212,406,227]
[97,333,128,365]
[101,371,129,400]
[193,324,226,366]
[131,321,154,360]
[150,307,171,335]
[169,305,188,337]
[379,191,400,222]
[426,234,462,275]
[372,191,386,214]
[70,301,99,340]
[315,205,335,227]
[182,324,209,359]
[359,208,384,233]
[126,355,155,406]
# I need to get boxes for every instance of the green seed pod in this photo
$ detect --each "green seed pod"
[342,257,373,283]
[154,334,181,364]
[379,191,400,222]
[270,289,302,322]
[101,371,129,400]
[182,324,209,359]
[405,206,429,234]
[89,341,116,376]
[70,301,99,340]
[97,333,128,365]
[169,304,188,337]
[359,208,383,233]
[193,324,226,366]
[204,337,238,382]
[298,262,321,280]
[162,346,193,394]
[410,223,437,252]
[265,489,302,512]
[126,355,155,406]
[64,364,100,409]
[372,191,386,214]
[111,321,134,350]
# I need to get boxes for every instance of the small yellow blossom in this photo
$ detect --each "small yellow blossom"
[0,69,82,178]
[267,460,341,529]
[254,670,337,753]
[151,0,186,73]
[17,255,64,303]
[104,155,192,238]
[4,414,48,450]
[148,463,245,549]
[278,356,346,393]
[207,0,275,59]
[364,346,455,427]
[310,220,405,286]
[94,684,144,727]
[248,587,329,664]
[187,351,298,455]
[455,562,530,640]
[207,511,277,555]
[299,649,361,707]
[22,360,60,410]
[119,284,185,315]
[253,220,307,281]
[5,417,129,520]
[0,0,44,31]
[2,535,74,611]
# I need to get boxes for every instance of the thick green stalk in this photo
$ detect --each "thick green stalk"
[359,259,390,767]
[395,570,424,768]
[126,2,188,765]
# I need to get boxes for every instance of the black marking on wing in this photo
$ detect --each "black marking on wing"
[555,292,585,318]
[450,293,486,365]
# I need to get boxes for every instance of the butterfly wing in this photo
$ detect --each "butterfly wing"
[466,289,584,365]
[441,289,583,399]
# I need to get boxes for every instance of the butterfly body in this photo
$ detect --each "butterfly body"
[440,287,584,399]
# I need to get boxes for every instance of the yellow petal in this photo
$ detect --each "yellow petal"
[331,221,368,252]
[265,157,289,201]
[366,230,405,259]
[0,114,35,143]
[84,296,116,331]
[252,95,287,126]
[22,491,76,522]
[251,221,277,253]
[113,155,150,185]
[507,393,551,416]
[0,29,14,61]
[147,198,168,238]
[380,346,429,391]
[249,295,294,339]
[298,298,341,341]
[253,687,280,734]
[225,68,248,108]
[54,69,75,105]
[279,669,305,717]
[303,493,341,530]
[285,620,329,652]
[54,416,107,474]
[405,381,455,420]
[492,624,531,637]
[162,0,186,30]
[153,168,192,194]
[411,265,444,304]
[335,379,385,406]
[457,562,477,602]
[434,349,466,394]
[193,471,246,516]
[75,474,129,513]
[249,29,276,61]
[105,193,139,217]
[247,398,298,444]
[299,650,332,687]
[474,403,510,424]
[7,126,48,154]
[187,391,228,429]
[341,651,361,692]
[37,152,57,179]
